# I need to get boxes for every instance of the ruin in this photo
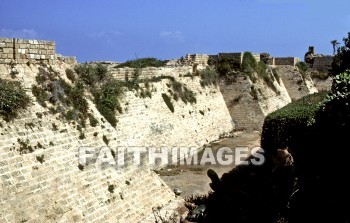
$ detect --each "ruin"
[0,37,76,65]
[304,46,333,71]
[0,37,330,222]
[182,52,301,67]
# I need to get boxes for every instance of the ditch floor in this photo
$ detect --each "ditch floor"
[156,131,261,198]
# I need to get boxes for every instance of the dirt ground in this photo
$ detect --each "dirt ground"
[156,131,262,198]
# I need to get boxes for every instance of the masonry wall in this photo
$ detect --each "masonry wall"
[218,52,260,64]
[184,54,209,65]
[312,56,333,71]
[0,38,77,65]
[109,66,193,81]
[0,62,234,222]
[274,57,300,66]
[0,38,57,64]
[219,69,291,131]
[219,76,266,131]
[274,65,318,101]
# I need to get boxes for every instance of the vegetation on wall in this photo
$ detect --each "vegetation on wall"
[296,61,309,74]
[242,52,257,73]
[32,66,90,126]
[162,93,174,113]
[199,67,219,87]
[259,32,350,222]
[0,79,31,121]
[115,57,167,68]
[216,57,241,76]
[214,52,280,93]
[93,80,123,127]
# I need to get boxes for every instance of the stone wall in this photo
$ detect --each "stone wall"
[312,56,333,71]
[219,68,291,131]
[109,66,193,81]
[218,52,261,64]
[0,38,77,65]
[273,66,318,101]
[219,76,266,131]
[0,62,234,222]
[0,38,57,64]
[273,57,300,66]
[184,54,209,65]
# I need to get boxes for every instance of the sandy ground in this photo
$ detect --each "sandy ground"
[157,131,261,198]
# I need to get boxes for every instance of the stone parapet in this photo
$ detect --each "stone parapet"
[273,57,300,66]
[0,38,57,64]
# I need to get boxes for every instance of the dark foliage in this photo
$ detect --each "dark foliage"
[0,79,31,121]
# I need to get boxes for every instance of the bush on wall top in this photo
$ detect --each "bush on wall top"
[115,58,167,68]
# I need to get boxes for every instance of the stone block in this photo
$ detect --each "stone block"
[29,49,38,54]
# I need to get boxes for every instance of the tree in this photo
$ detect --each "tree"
[330,39,340,55]
[331,32,350,76]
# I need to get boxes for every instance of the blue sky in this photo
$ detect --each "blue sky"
[1,0,349,62]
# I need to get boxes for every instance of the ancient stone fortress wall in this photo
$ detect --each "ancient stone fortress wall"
[312,55,333,71]
[110,66,193,81]
[184,54,209,65]
[273,57,301,66]
[0,38,76,65]
[179,52,302,68]
[218,52,261,64]
[0,38,56,64]
[0,60,234,222]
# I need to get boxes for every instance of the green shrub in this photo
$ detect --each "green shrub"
[65,68,76,82]
[0,79,31,121]
[74,63,109,86]
[115,58,166,68]
[163,79,197,104]
[331,32,350,76]
[256,61,268,78]
[18,138,34,154]
[93,80,124,127]
[330,71,350,98]
[181,88,197,104]
[66,81,89,118]
[296,62,309,73]
[32,85,49,107]
[199,67,219,87]
[216,58,241,76]
[88,113,99,127]
[95,63,109,80]
[261,92,328,154]
[162,93,174,113]
[242,52,257,73]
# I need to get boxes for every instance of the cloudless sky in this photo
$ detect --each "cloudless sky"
[1,0,349,62]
